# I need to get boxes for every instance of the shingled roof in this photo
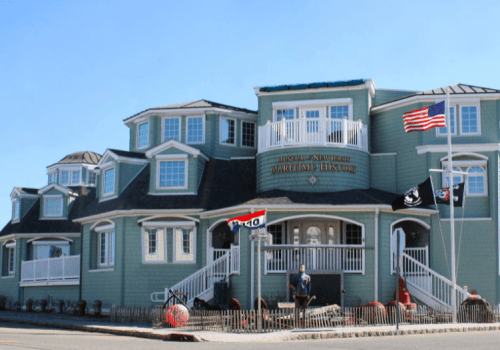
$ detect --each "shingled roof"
[47,151,102,168]
[258,79,366,93]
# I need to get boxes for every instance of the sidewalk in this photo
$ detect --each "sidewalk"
[1,310,500,342]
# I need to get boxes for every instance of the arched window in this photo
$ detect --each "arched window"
[467,166,487,196]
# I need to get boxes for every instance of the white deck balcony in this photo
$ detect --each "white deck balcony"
[258,117,368,153]
[20,255,80,286]
[262,245,365,274]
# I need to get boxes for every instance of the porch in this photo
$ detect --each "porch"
[20,255,80,286]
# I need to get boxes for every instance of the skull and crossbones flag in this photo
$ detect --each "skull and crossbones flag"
[391,178,435,211]
[434,183,465,207]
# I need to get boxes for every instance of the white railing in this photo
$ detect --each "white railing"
[400,253,470,309]
[213,248,228,261]
[391,246,428,274]
[20,255,80,282]
[263,245,365,274]
[230,245,240,274]
[258,117,368,153]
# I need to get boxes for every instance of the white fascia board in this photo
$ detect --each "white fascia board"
[10,188,39,200]
[27,236,74,243]
[254,84,370,97]
[0,233,80,242]
[97,150,118,167]
[371,153,397,157]
[155,154,188,160]
[372,94,500,113]
[272,98,353,109]
[440,152,489,162]
[73,209,204,224]
[145,139,209,161]
[116,157,148,165]
[199,204,437,219]
[46,164,83,172]
[38,183,76,196]
[442,160,487,168]
[19,280,80,287]
[138,214,200,224]
[142,221,196,227]
[231,156,256,160]
[125,108,257,125]
[416,143,500,155]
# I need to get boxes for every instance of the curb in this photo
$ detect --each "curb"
[281,325,500,341]
[0,316,202,342]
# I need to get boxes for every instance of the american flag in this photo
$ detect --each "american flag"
[403,101,446,133]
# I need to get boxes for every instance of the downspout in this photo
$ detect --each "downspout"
[250,208,255,310]
[374,207,379,301]
[79,226,83,301]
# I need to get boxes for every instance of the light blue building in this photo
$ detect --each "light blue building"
[1,81,499,312]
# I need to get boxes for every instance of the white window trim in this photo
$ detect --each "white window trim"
[466,165,488,197]
[97,231,115,267]
[32,240,70,246]
[136,120,150,149]
[173,226,197,264]
[273,108,296,122]
[57,167,82,186]
[298,107,326,119]
[59,170,71,186]
[162,116,182,143]
[436,105,457,137]
[43,195,64,217]
[12,200,20,222]
[155,158,189,190]
[459,103,481,136]
[219,117,237,147]
[186,115,206,145]
[240,121,256,148]
[101,166,116,197]
[141,227,168,264]
[328,103,353,121]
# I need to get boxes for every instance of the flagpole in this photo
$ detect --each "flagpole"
[446,87,457,322]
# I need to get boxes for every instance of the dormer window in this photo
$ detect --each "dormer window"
[137,121,150,149]
[103,167,115,195]
[48,171,58,185]
[163,117,181,142]
[12,200,20,221]
[60,171,70,185]
[59,169,81,186]
[44,195,63,217]
[220,117,236,146]
[157,156,188,189]
[87,170,96,186]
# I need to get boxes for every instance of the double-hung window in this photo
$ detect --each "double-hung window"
[98,231,115,266]
[187,116,204,144]
[103,167,115,196]
[275,109,295,121]
[437,106,456,136]
[220,118,236,145]
[174,227,195,263]
[241,121,256,148]
[460,105,480,135]
[137,121,150,148]
[142,227,166,263]
[6,243,15,274]
[12,201,20,221]
[44,196,63,217]
[163,117,181,142]
[141,223,195,264]
[157,157,188,189]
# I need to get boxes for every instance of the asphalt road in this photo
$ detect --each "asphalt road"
[1,322,500,349]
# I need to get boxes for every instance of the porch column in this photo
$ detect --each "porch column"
[374,208,379,301]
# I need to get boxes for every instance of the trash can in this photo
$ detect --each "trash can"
[93,300,102,316]
[213,281,229,309]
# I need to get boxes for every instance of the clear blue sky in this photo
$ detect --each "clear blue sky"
[1,0,499,225]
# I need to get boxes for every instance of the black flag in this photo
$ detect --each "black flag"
[434,183,465,207]
[392,178,435,211]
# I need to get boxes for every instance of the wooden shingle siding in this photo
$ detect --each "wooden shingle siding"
[370,154,397,193]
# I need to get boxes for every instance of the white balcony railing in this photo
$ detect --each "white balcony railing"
[258,117,368,153]
[263,245,365,274]
[21,255,80,283]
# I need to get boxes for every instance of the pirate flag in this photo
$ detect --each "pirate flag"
[434,183,465,207]
[392,178,435,211]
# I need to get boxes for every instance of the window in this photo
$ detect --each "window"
[71,170,81,185]
[44,196,63,217]
[330,105,349,120]
[163,117,181,142]
[267,224,283,245]
[88,170,96,186]
[137,121,150,148]
[460,105,480,135]
[98,231,115,266]
[437,106,456,136]
[175,227,195,262]
[303,109,321,133]
[33,242,70,259]
[12,201,20,221]
[158,160,187,189]
[241,121,256,148]
[103,167,115,195]
[8,247,15,273]
[48,172,58,185]
[220,118,236,145]
[142,228,166,263]
[60,171,70,185]
[275,109,295,121]
[443,167,463,187]
[344,224,362,245]
[467,166,487,196]
[187,116,204,144]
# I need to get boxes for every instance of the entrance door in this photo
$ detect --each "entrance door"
[301,108,325,143]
